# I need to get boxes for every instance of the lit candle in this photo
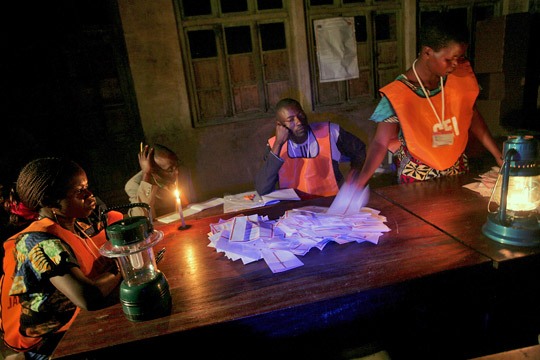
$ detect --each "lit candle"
[174,188,186,228]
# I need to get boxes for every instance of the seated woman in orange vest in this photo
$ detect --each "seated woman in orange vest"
[255,98,366,197]
[1,158,122,360]
[352,15,502,188]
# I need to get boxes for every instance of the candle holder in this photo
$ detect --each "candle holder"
[482,135,540,246]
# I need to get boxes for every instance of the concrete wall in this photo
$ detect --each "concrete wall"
[116,0,533,201]
[117,0,378,201]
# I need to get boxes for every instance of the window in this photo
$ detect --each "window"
[419,0,501,66]
[306,0,402,108]
[176,0,291,127]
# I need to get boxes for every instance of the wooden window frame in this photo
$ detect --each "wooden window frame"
[418,0,502,66]
[306,0,403,110]
[175,0,292,127]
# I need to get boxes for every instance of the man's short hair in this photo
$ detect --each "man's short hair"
[153,144,176,158]
[275,98,301,111]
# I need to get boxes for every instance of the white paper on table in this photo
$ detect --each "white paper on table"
[186,198,224,214]
[260,188,300,205]
[215,236,261,264]
[352,223,390,232]
[207,198,390,273]
[463,166,500,197]
[223,191,264,213]
[230,216,250,242]
[261,249,304,273]
[156,213,181,224]
[157,197,225,224]
[347,232,382,244]
[463,182,494,197]
[293,206,328,214]
[229,217,260,242]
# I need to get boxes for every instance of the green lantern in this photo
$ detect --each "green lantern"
[100,203,172,321]
[482,135,540,246]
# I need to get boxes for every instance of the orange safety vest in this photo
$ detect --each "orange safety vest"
[0,211,123,352]
[379,61,479,170]
[268,122,339,197]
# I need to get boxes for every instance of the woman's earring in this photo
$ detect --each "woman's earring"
[52,209,59,223]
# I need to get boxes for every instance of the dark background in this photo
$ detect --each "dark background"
[2,1,143,209]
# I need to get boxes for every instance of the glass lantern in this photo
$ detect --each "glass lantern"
[482,135,540,246]
[100,203,172,321]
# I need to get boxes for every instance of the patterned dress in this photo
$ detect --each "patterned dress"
[9,232,79,338]
[370,75,469,183]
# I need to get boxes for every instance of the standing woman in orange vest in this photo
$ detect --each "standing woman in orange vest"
[353,15,503,188]
[1,158,122,360]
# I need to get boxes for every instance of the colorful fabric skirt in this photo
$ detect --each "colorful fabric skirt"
[395,145,469,184]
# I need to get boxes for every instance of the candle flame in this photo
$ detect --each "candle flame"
[174,188,180,203]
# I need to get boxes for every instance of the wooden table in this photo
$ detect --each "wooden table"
[469,344,540,360]
[372,174,540,266]
[52,192,492,359]
[372,174,540,357]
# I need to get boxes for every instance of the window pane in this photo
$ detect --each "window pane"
[354,15,367,42]
[420,9,468,42]
[188,30,217,58]
[473,5,494,23]
[420,10,467,29]
[182,0,212,16]
[310,0,334,6]
[447,8,468,34]
[260,22,286,51]
[221,0,248,13]
[257,0,283,10]
[225,26,252,54]
[375,14,396,41]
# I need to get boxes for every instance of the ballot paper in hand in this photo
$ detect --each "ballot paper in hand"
[328,183,370,215]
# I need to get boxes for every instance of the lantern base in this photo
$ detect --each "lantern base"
[482,213,540,247]
[120,270,172,321]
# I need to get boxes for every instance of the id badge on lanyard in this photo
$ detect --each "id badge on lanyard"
[432,130,454,147]
[412,60,456,149]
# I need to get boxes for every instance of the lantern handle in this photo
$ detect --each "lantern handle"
[498,148,517,225]
[100,203,153,231]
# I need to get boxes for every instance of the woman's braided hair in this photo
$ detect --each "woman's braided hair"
[16,157,82,213]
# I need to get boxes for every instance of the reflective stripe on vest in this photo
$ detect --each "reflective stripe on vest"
[0,211,123,351]
[268,122,338,196]
[379,61,479,170]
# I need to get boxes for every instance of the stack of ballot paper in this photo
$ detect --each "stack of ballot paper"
[463,166,499,197]
[207,186,390,273]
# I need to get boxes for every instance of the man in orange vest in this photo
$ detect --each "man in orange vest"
[255,98,366,197]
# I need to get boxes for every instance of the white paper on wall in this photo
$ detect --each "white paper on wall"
[314,17,359,83]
